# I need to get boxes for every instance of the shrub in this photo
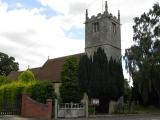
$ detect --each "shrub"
[60,56,83,103]
[29,81,56,103]
[0,76,11,86]
[18,70,36,83]
[60,82,82,103]
[0,70,56,104]
[0,80,56,104]
[0,81,33,104]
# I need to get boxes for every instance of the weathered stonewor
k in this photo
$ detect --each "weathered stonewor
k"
[85,1,121,59]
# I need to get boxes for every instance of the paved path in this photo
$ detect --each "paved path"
[60,115,160,120]
[0,115,44,120]
[1,115,160,120]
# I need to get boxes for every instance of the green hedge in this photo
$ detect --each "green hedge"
[0,70,56,104]
[18,70,36,83]
[29,81,56,103]
[0,76,11,86]
[0,81,33,104]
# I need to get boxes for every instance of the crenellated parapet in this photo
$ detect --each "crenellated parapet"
[85,1,120,24]
[85,1,121,59]
[86,12,120,24]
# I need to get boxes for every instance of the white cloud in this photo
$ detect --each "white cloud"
[0,1,84,70]
[0,0,159,80]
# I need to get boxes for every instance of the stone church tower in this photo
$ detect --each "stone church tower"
[85,1,121,59]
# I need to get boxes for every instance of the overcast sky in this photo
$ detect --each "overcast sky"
[0,0,159,79]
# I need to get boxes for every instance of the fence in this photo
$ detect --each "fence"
[0,103,21,115]
[0,92,21,115]
[54,100,88,119]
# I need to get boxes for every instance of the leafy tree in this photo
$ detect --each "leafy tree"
[18,70,36,83]
[60,56,83,103]
[79,48,124,112]
[123,79,132,103]
[0,52,19,76]
[124,3,160,105]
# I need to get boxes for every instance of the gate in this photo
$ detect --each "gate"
[0,91,21,115]
[54,100,88,119]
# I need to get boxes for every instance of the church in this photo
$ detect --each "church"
[8,1,121,96]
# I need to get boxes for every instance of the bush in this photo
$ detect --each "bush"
[0,80,56,104]
[0,76,11,86]
[0,81,33,104]
[29,81,56,103]
[0,70,56,105]
[60,82,82,103]
[60,56,83,103]
[124,79,132,103]
[89,106,95,114]
[18,70,36,83]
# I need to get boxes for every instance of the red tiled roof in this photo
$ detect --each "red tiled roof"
[7,67,41,80]
[37,53,84,82]
[7,53,84,82]
[30,67,41,78]
[7,71,21,80]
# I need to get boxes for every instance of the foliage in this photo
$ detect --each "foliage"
[60,81,82,103]
[0,76,11,86]
[0,70,56,105]
[29,81,56,103]
[133,105,160,114]
[0,80,56,104]
[124,3,160,106]
[60,56,83,103]
[0,81,33,105]
[0,52,19,76]
[123,79,132,103]
[88,106,95,114]
[18,70,36,83]
[78,48,124,112]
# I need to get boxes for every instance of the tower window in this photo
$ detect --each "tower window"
[92,22,99,32]
[112,23,116,33]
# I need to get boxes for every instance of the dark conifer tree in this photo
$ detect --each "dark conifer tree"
[78,47,124,112]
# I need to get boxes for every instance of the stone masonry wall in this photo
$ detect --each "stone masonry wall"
[85,9,121,60]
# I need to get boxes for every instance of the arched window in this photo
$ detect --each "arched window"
[92,22,99,32]
[112,22,116,34]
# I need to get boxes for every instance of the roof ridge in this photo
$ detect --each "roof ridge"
[48,53,84,61]
[30,67,41,69]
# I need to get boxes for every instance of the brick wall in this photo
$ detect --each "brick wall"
[21,94,53,119]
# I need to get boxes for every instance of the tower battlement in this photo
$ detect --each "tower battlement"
[85,1,121,59]
[86,11,120,24]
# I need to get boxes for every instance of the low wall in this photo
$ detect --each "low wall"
[21,94,52,119]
